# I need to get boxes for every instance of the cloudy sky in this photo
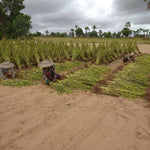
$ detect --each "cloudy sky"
[22,0,150,34]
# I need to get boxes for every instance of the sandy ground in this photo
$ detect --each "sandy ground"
[0,44,150,150]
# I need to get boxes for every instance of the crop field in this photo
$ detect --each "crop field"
[101,55,150,99]
[35,37,150,44]
[0,38,150,150]
[0,38,140,68]
[0,38,150,99]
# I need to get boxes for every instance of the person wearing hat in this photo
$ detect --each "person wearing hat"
[43,65,61,84]
[38,60,61,84]
[0,61,15,80]
[122,52,130,63]
[129,53,135,62]
[123,52,135,63]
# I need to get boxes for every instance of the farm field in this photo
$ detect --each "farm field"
[35,37,150,44]
[0,40,150,150]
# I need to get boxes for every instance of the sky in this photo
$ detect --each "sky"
[22,0,150,34]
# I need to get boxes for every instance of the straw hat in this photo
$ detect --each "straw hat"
[0,61,14,69]
[38,59,54,68]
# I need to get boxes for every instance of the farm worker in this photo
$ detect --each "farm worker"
[129,53,135,62]
[0,61,15,80]
[38,59,61,84]
[43,66,61,84]
[122,52,130,63]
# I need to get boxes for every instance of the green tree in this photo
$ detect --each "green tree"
[122,27,132,37]
[0,0,31,39]
[75,27,83,37]
[12,14,31,38]
[1,0,25,18]
[92,25,97,31]
[112,32,117,38]
[116,31,122,38]
[45,30,49,36]
[70,28,74,37]
[75,25,78,30]
[85,26,89,37]
[125,22,131,29]
[90,31,98,37]
[98,30,103,38]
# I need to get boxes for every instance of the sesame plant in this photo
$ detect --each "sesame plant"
[0,39,140,68]
[101,55,150,99]
[51,65,110,94]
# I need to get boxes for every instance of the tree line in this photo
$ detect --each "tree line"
[34,22,150,38]
[69,22,150,38]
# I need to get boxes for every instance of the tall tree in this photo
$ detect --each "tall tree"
[122,27,132,37]
[98,30,103,38]
[125,22,131,29]
[0,0,31,39]
[75,27,83,37]
[1,0,25,18]
[89,31,98,37]
[70,28,74,37]
[45,30,49,36]
[12,14,31,38]
[75,25,78,30]
[116,31,122,38]
[122,22,132,37]
[84,26,89,37]
[92,25,96,31]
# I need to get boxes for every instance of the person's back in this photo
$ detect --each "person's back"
[123,53,129,63]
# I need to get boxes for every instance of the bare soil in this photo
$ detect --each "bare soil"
[0,44,150,150]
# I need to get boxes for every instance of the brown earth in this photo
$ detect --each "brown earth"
[0,44,150,150]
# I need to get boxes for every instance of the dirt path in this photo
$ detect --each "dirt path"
[0,44,150,150]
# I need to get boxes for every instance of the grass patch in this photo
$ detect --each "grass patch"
[51,65,110,94]
[0,79,38,87]
[101,55,150,99]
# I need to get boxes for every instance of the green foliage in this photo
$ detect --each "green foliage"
[101,55,150,99]
[12,14,32,38]
[0,79,37,87]
[122,27,132,37]
[51,65,110,94]
[18,68,42,81]
[75,28,84,37]
[55,61,84,73]
[0,39,140,68]
[0,0,31,39]
[89,31,98,37]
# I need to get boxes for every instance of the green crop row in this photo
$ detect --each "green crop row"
[0,39,140,68]
[101,55,150,99]
[35,37,150,44]
[51,65,110,94]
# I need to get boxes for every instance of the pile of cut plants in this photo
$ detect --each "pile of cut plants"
[0,61,84,87]
[51,65,110,94]
[101,55,150,99]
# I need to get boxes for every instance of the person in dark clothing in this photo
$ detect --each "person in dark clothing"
[38,59,61,85]
[123,52,130,63]
[43,65,61,84]
[123,52,135,63]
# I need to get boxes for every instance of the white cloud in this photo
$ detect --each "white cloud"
[22,0,150,33]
